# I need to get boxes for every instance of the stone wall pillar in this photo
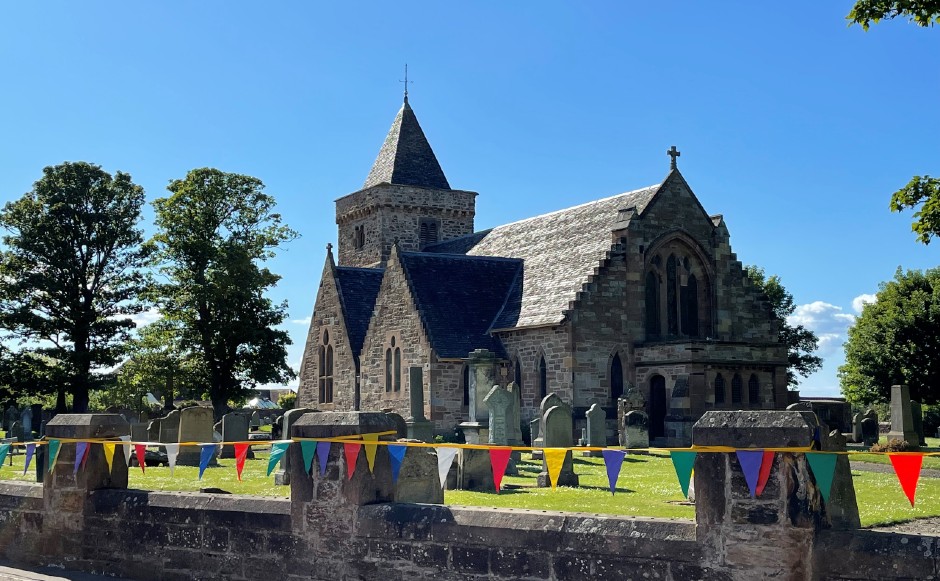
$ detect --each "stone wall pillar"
[43,414,129,558]
[693,411,828,579]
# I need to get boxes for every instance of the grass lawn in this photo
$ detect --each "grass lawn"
[849,437,940,470]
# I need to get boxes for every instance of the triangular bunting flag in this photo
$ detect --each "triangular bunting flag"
[234,444,250,482]
[300,441,317,476]
[344,443,362,480]
[805,452,837,503]
[388,444,407,483]
[198,444,216,480]
[489,447,512,493]
[736,450,764,498]
[889,453,924,507]
[436,447,458,490]
[544,448,568,491]
[46,439,61,474]
[165,444,180,476]
[23,443,35,475]
[363,434,379,474]
[0,443,9,469]
[266,442,289,477]
[119,436,131,466]
[103,443,116,474]
[73,442,89,476]
[316,441,331,476]
[134,444,146,474]
[756,451,775,497]
[670,450,697,498]
[601,449,626,495]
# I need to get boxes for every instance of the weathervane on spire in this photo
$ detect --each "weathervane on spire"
[667,145,681,170]
[400,64,412,104]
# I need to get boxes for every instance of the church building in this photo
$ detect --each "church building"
[297,96,789,444]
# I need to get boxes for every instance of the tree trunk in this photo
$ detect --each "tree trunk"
[55,387,67,414]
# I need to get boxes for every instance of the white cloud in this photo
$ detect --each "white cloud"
[130,308,162,328]
[787,301,855,358]
[852,293,877,314]
[291,316,311,326]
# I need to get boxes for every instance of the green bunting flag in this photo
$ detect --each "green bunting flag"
[46,439,61,474]
[805,452,837,503]
[267,442,289,477]
[0,443,9,468]
[670,450,697,498]
[301,440,317,475]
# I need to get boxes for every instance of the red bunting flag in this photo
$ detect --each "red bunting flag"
[756,451,775,497]
[489,448,512,493]
[234,444,250,481]
[344,443,362,480]
[134,444,147,474]
[889,453,923,507]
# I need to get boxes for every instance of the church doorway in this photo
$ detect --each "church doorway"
[649,375,667,439]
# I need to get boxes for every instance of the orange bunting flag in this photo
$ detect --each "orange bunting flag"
[134,444,147,474]
[489,447,512,493]
[363,434,379,473]
[543,448,568,491]
[889,453,923,507]
[344,443,362,480]
[756,451,775,497]
[234,444,250,481]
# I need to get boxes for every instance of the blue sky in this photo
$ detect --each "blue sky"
[1,2,937,396]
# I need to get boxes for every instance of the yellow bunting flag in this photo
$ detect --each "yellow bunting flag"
[363,433,379,473]
[544,448,567,491]
[103,443,116,474]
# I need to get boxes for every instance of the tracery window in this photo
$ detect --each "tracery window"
[644,240,709,340]
[385,336,402,393]
[731,373,743,404]
[318,330,333,404]
[748,374,760,406]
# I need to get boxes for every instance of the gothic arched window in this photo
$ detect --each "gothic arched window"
[353,225,365,250]
[748,374,760,406]
[538,356,547,402]
[318,330,333,404]
[666,255,679,335]
[419,218,439,249]
[385,345,393,393]
[715,373,726,405]
[610,353,624,402]
[731,373,743,404]
[645,271,660,338]
[681,273,699,337]
[393,344,401,392]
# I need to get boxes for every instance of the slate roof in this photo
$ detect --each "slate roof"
[427,184,661,329]
[398,252,523,358]
[363,100,451,190]
[334,266,384,358]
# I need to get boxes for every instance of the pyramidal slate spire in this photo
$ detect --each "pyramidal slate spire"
[363,99,451,190]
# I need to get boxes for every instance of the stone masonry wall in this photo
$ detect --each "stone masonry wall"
[429,359,468,430]
[297,256,356,412]
[498,325,572,422]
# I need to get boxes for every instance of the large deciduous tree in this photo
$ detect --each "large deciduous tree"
[840,267,940,405]
[0,162,150,412]
[848,1,940,29]
[150,168,297,420]
[745,266,823,388]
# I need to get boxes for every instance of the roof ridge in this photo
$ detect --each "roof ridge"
[399,250,522,263]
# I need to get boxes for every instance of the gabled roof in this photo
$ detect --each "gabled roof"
[427,184,661,329]
[334,266,384,358]
[398,252,523,358]
[363,99,451,190]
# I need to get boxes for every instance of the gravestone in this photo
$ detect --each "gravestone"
[405,367,434,442]
[130,422,148,443]
[623,410,650,449]
[385,412,408,439]
[274,407,315,485]
[394,443,444,503]
[536,403,579,488]
[532,393,565,460]
[460,353,495,445]
[484,384,517,476]
[887,384,918,446]
[505,381,523,447]
[911,401,927,446]
[147,417,162,441]
[851,413,863,443]
[10,421,22,443]
[220,412,253,459]
[529,417,540,446]
[177,406,216,466]
[3,406,18,433]
[825,429,863,529]
[861,418,879,446]
[159,410,181,443]
[20,408,33,441]
[583,403,605,457]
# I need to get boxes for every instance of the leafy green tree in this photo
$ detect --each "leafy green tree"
[840,267,940,405]
[848,1,940,29]
[150,168,297,420]
[0,162,150,412]
[745,266,823,388]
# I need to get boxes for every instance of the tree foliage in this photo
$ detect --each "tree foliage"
[745,266,823,388]
[848,0,940,29]
[0,162,150,412]
[889,176,940,244]
[149,168,297,420]
[840,267,940,405]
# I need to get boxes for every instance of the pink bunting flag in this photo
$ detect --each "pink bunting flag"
[344,443,362,480]
[756,451,775,497]
[489,448,512,493]
[134,444,147,474]
[889,453,924,507]
[234,444,250,482]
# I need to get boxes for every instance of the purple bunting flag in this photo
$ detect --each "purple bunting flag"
[388,444,407,483]
[74,442,89,476]
[23,444,35,476]
[601,449,626,495]
[735,450,764,497]
[316,441,331,477]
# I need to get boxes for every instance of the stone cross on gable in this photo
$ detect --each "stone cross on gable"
[667,145,681,170]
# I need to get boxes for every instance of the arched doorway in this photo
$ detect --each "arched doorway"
[649,375,667,439]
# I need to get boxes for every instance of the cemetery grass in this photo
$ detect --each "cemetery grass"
[849,437,940,470]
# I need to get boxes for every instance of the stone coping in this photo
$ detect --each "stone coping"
[87,488,290,515]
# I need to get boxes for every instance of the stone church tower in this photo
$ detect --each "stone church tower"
[335,96,477,268]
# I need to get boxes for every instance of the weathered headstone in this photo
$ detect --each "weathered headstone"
[851,413,863,444]
[536,403,579,488]
[887,384,918,446]
[274,407,315,485]
[3,406,18,433]
[532,393,565,460]
[860,418,879,447]
[394,442,444,503]
[249,411,261,430]
[385,412,408,439]
[406,366,434,442]
[130,422,148,443]
[583,403,606,457]
[20,408,33,441]
[159,409,181,443]
[505,381,523,447]
[147,417,162,441]
[911,401,927,446]
[10,421,22,443]
[219,412,253,459]
[623,410,650,450]
[177,406,216,466]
